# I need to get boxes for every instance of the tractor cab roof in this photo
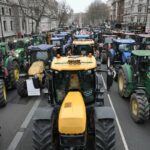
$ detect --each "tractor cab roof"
[54,33,67,37]
[113,39,135,44]
[73,39,94,45]
[51,37,64,41]
[137,34,150,38]
[60,32,70,35]
[102,34,116,37]
[51,55,96,71]
[74,34,90,39]
[28,44,54,51]
[132,50,150,56]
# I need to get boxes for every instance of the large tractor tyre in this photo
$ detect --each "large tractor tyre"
[16,78,27,97]
[101,53,107,64]
[32,120,54,150]
[130,94,149,123]
[118,68,128,98]
[10,61,20,88]
[95,119,115,150]
[0,80,7,107]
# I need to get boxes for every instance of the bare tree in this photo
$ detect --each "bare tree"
[18,0,58,33]
[85,0,109,26]
[57,0,73,27]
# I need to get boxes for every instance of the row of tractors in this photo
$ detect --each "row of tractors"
[0,29,116,150]
[98,30,150,124]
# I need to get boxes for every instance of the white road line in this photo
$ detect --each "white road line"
[101,75,129,150]
[7,99,41,150]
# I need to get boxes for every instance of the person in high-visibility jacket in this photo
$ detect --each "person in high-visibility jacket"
[46,32,51,44]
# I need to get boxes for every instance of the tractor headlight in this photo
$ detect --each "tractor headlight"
[15,53,19,58]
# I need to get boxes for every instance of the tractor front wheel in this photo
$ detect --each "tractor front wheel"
[118,69,128,98]
[0,80,7,107]
[95,118,115,150]
[130,93,149,123]
[16,78,27,97]
[32,119,54,150]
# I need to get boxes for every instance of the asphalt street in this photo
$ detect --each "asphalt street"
[0,65,150,150]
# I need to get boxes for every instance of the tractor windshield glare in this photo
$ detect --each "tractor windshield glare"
[119,44,134,51]
[31,51,49,62]
[54,70,95,104]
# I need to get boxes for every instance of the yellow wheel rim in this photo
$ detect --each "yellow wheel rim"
[3,83,6,101]
[14,69,19,81]
[118,73,124,92]
[132,99,139,116]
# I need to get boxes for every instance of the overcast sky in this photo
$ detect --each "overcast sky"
[58,0,107,13]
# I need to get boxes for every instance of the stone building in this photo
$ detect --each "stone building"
[0,0,58,41]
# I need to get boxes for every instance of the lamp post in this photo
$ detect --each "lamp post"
[0,14,4,42]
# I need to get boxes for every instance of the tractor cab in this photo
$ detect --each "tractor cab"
[108,39,135,74]
[27,44,54,69]
[32,34,46,45]
[136,34,150,50]
[51,55,97,104]
[72,38,94,55]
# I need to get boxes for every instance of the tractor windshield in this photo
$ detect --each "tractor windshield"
[15,41,24,49]
[73,45,93,55]
[31,51,50,62]
[53,70,95,104]
[51,40,61,46]
[118,43,134,51]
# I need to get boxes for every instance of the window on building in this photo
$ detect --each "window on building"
[3,21,7,31]
[10,21,13,31]
[137,18,140,23]
[2,7,4,15]
[138,5,142,12]
[9,8,11,16]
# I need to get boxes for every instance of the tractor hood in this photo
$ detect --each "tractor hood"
[59,91,86,134]
[28,61,44,75]
[15,48,24,53]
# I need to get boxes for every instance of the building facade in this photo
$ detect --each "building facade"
[0,0,58,41]
[123,0,147,31]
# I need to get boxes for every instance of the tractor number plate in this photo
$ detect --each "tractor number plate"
[26,79,40,96]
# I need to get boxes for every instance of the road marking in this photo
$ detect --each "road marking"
[101,75,129,150]
[7,99,41,150]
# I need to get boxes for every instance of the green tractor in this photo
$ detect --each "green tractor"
[11,38,32,70]
[0,43,20,107]
[16,44,55,97]
[118,50,150,123]
[32,55,116,150]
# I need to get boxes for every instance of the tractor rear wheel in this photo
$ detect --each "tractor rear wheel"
[130,94,149,123]
[10,61,20,88]
[118,68,128,98]
[95,118,115,150]
[0,80,7,107]
[32,119,54,150]
[16,78,27,97]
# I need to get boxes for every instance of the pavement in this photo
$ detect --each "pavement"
[0,65,150,150]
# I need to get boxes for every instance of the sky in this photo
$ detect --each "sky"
[58,0,107,13]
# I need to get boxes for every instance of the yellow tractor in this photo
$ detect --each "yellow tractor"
[32,54,115,149]
[16,44,54,97]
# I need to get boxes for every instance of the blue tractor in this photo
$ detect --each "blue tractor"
[107,39,136,75]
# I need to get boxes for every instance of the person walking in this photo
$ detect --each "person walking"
[107,65,116,91]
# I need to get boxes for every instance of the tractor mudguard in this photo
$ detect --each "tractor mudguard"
[33,107,54,120]
[94,106,115,120]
